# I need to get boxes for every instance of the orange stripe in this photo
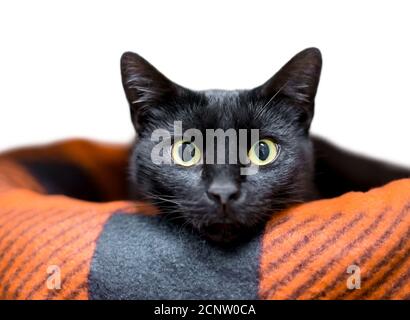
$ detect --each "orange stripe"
[393,266,410,299]
[262,212,363,299]
[17,204,136,300]
[22,239,95,300]
[44,258,90,300]
[357,227,410,299]
[63,282,88,300]
[0,209,38,236]
[260,215,319,274]
[260,212,342,297]
[259,179,410,300]
[315,203,409,299]
[263,216,316,253]
[0,190,140,299]
[0,208,67,271]
[0,160,43,194]
[335,203,410,300]
[3,208,102,297]
[19,217,109,299]
[378,253,410,299]
[279,211,367,299]
[0,208,86,288]
[292,207,388,299]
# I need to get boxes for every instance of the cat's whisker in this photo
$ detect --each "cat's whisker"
[141,190,202,207]
[252,81,289,120]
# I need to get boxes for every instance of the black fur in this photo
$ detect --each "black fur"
[121,48,321,243]
[121,48,409,243]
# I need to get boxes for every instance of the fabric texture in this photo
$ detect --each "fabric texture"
[0,139,409,300]
[90,213,260,300]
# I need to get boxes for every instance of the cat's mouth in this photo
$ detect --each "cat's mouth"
[200,222,251,244]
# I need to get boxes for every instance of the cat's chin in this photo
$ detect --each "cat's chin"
[200,222,257,245]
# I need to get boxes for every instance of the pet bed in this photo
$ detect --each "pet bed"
[0,139,409,299]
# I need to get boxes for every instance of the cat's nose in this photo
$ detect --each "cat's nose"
[207,180,240,205]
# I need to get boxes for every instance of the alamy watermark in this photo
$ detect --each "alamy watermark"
[346,264,361,290]
[150,121,261,175]
[46,265,61,290]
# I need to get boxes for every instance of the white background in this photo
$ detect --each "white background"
[0,0,409,166]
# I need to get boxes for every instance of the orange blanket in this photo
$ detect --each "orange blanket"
[0,140,409,299]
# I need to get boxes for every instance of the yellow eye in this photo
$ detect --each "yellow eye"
[248,139,279,166]
[172,140,201,167]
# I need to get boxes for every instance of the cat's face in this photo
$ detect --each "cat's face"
[122,48,322,243]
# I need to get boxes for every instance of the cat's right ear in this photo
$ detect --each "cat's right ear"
[121,52,181,129]
[254,48,322,128]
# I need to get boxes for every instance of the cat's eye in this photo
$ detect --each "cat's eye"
[172,140,201,167]
[248,139,279,166]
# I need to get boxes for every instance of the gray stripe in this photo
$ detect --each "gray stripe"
[89,213,261,300]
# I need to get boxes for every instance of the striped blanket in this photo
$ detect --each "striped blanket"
[0,140,409,299]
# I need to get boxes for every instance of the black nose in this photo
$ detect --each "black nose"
[207,180,240,205]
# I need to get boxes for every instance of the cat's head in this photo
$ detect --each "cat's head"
[121,48,322,243]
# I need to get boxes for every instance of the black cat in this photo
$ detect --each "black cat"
[121,48,409,243]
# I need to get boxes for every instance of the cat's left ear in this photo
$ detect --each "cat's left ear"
[255,48,322,125]
[121,52,183,129]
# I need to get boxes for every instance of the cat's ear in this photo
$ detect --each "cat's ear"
[121,52,181,126]
[256,47,322,124]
